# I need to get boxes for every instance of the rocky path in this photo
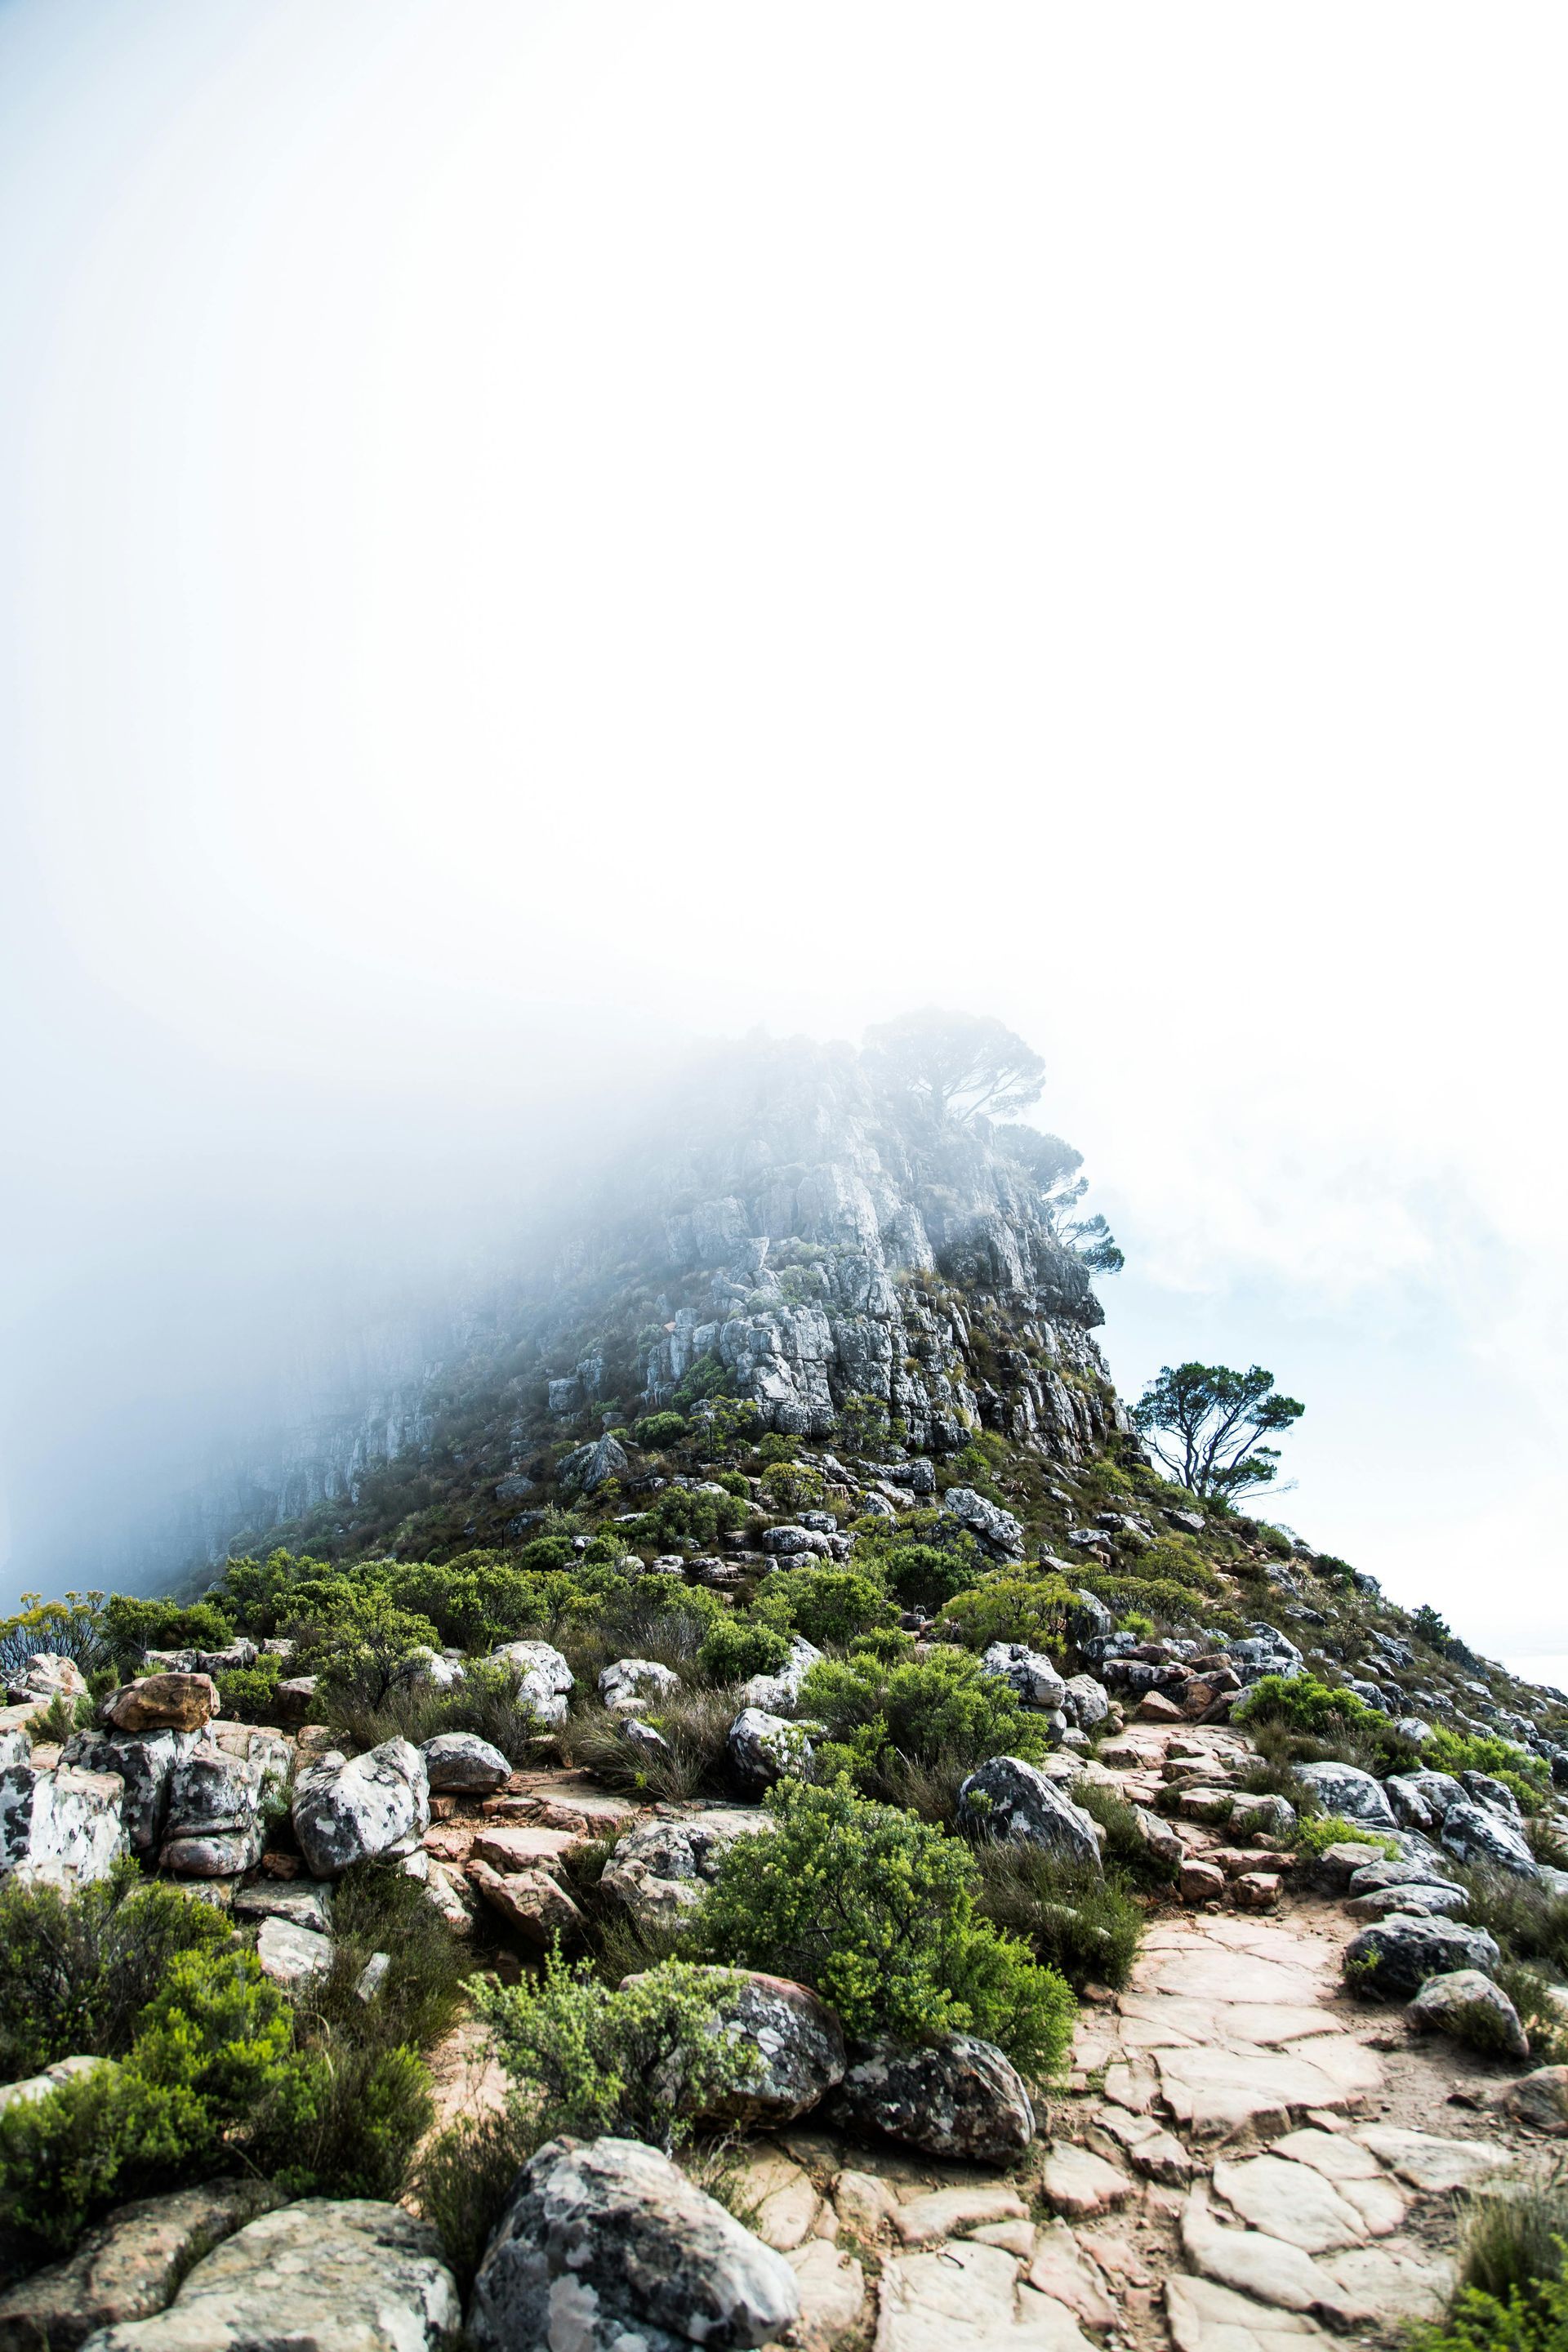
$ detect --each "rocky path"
[702,1720,1546,2352]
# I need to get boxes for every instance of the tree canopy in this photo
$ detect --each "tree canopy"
[862,1009,1045,1126]
[1131,1362,1303,1499]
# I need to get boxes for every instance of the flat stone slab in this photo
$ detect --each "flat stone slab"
[1211,2156,1368,2254]
[1316,2243,1453,2324]
[1349,2126,1511,2194]
[1155,2046,1365,2136]
[876,2240,1095,2350]
[1179,2188,1361,2328]
[470,1823,582,1869]
[1040,2143,1134,2217]
[1166,2274,1330,2352]
[1119,1994,1336,2049]
[893,2186,1028,2245]
[1268,2129,1382,2182]
[1274,2037,1383,2096]
[786,2241,866,2351]
[1141,1952,1330,2007]
[1025,2223,1119,2330]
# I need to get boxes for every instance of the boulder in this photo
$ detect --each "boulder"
[1348,1855,1461,1898]
[742,1637,823,1713]
[1294,1762,1396,1829]
[979,1644,1067,1712]
[100,1676,217,1736]
[6,1653,88,1708]
[292,1740,430,1878]
[1462,1771,1521,1820]
[621,1716,672,1762]
[599,1658,680,1714]
[601,1809,773,1927]
[60,1728,200,1855]
[559,1433,630,1494]
[956,1755,1102,1872]
[233,1879,334,1936]
[0,2054,116,2117]
[728,1710,813,1786]
[940,1490,1026,1559]
[1225,1625,1304,1682]
[77,2197,461,2352]
[468,2135,798,2352]
[1344,1912,1501,1998]
[485,1641,574,1727]
[272,1677,319,1726]
[0,1764,127,1888]
[1388,1769,1464,1820]
[1062,1673,1111,1731]
[827,2034,1035,2162]
[620,1968,847,2127]
[1495,2065,1568,2136]
[761,1526,834,1559]
[1227,1792,1296,1838]
[1068,1590,1116,1646]
[158,1744,278,1877]
[420,1733,510,1794]
[1439,1797,1539,1879]
[255,1916,334,1988]
[469,1859,584,1945]
[1408,1968,1529,2058]
[1346,1883,1471,1921]
[0,2181,282,2351]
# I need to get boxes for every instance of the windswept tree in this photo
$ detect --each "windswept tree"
[862,1010,1045,1126]
[1131,1362,1303,1500]
[994,1126,1125,1275]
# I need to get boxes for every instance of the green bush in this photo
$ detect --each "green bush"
[695,1618,791,1684]
[755,1566,897,1648]
[670,1353,730,1410]
[100,1594,234,1668]
[216,1652,283,1722]
[1424,1727,1549,1814]
[305,1590,444,1711]
[800,1646,1048,1792]
[692,1776,1076,2080]
[0,1864,236,2080]
[933,1573,1071,1652]
[519,1535,577,1573]
[476,1950,758,2155]
[1409,2184,1568,2351]
[1294,1813,1398,1859]
[1131,1539,1218,1592]
[759,1461,826,1514]
[970,1842,1144,1990]
[0,1591,109,1683]
[1234,1673,1376,1735]
[632,1412,688,1450]
[869,1539,983,1612]
[386,1553,539,1649]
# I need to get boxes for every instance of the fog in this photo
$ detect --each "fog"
[2,2,1565,1675]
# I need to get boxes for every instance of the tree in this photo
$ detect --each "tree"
[862,1011,1045,1126]
[994,1128,1124,1273]
[1131,1363,1303,1500]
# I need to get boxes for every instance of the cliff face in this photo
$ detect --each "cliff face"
[145,1034,1126,1575]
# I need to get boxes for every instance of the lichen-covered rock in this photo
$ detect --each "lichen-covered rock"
[100,1675,217,1736]
[621,1715,672,1762]
[1062,1673,1111,1731]
[233,1879,334,1935]
[941,1489,1025,1559]
[599,1658,680,1714]
[620,1968,847,2127]
[158,1745,275,1877]
[1294,1761,1396,1829]
[1439,1796,1539,1879]
[601,1809,773,1927]
[956,1755,1102,1872]
[1409,1968,1529,2057]
[254,1916,334,1988]
[470,1858,584,1945]
[60,1728,201,1856]
[559,1433,630,1494]
[0,2181,283,2351]
[760,1525,834,1559]
[5,1653,88,1708]
[78,2198,460,2352]
[742,1637,823,1713]
[828,2034,1035,2162]
[420,1732,510,1793]
[980,1644,1067,1712]
[292,1740,430,1878]
[1226,1625,1304,1683]
[468,2135,799,2352]
[0,1764,127,1888]
[484,1641,573,1726]
[728,1709,813,1785]
[1345,1912,1501,1998]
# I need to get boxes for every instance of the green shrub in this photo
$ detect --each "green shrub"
[1497,1967,1568,2066]
[933,1573,1071,1652]
[832,1395,894,1454]
[1424,1728,1549,1814]
[1131,1539,1218,1592]
[558,1688,742,1806]
[476,1950,758,2156]
[695,1618,791,1684]
[0,1865,236,2080]
[1413,2272,1568,2352]
[100,1594,234,1669]
[632,1412,688,1450]
[1408,2182,1568,2350]
[257,2038,431,2205]
[386,1553,540,1649]
[1453,1868,1568,1979]
[1235,1673,1376,1735]
[867,1539,983,1612]
[759,1461,826,1514]
[216,1652,283,1722]
[692,1776,1076,2080]
[755,1566,897,1649]
[519,1535,576,1573]
[800,1647,1048,1792]
[1294,1813,1397,1860]
[1075,1780,1183,1890]
[323,1655,550,1762]
[670,1353,730,1410]
[305,1591,444,1711]
[970,1842,1145,1989]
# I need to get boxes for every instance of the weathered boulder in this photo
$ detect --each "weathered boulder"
[956,1755,1102,1872]
[233,1878,334,1936]
[1346,1882,1471,1921]
[828,2034,1035,2162]
[1439,1797,1539,1879]
[600,1809,772,1927]
[1062,1673,1111,1731]
[292,1740,430,1878]
[0,2055,115,2118]
[420,1733,510,1794]
[256,1916,334,1988]
[1227,1791,1296,1839]
[1345,1912,1500,1998]
[60,1729,200,1855]
[941,1489,1026,1558]
[559,1433,630,1494]
[485,1642,573,1726]
[6,1653,88,1708]
[1348,1854,1463,1898]
[77,2198,461,2352]
[621,1968,847,2127]
[272,1677,319,1726]
[0,1765,127,1888]
[158,1744,277,1877]
[761,1526,834,1559]
[727,1710,813,1786]
[1068,1590,1116,1647]
[1462,1770,1522,1820]
[599,1658,680,1714]
[1226,1625,1304,1683]
[742,1637,823,1713]
[1294,1761,1396,1829]
[470,1858,584,1945]
[1409,1969,1529,2058]
[0,2181,283,2351]
[621,1716,672,1762]
[100,1676,217,1737]
[1495,2065,1568,2135]
[468,2135,798,2352]
[979,1644,1067,1712]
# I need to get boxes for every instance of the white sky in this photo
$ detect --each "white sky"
[2,2,1564,1671]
